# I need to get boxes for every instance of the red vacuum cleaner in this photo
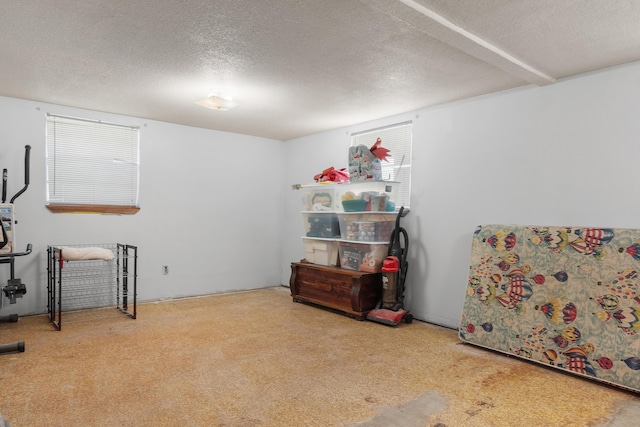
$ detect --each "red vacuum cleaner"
[367,206,413,326]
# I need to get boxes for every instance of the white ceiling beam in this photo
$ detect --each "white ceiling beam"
[397,0,556,86]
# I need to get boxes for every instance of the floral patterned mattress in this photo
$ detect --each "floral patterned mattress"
[460,224,640,392]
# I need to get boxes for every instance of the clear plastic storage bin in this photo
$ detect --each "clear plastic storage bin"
[302,212,340,238]
[337,240,388,273]
[337,212,397,242]
[300,181,399,212]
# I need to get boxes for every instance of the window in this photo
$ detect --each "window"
[45,114,140,214]
[351,121,412,208]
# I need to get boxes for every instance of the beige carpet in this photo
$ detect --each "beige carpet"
[0,287,637,426]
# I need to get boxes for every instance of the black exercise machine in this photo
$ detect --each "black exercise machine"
[1,145,32,355]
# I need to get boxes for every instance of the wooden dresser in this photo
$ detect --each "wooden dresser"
[290,261,382,320]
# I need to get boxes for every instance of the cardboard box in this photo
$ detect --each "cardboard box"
[302,238,340,266]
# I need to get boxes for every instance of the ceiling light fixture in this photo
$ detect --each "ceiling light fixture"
[194,94,239,111]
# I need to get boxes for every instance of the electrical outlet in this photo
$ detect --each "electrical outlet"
[162,265,169,275]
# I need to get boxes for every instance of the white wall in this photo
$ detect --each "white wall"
[282,61,640,328]
[4,60,639,325]
[0,96,285,316]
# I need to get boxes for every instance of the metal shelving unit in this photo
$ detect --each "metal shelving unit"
[47,243,137,330]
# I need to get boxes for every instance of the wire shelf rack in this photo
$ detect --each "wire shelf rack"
[47,243,137,330]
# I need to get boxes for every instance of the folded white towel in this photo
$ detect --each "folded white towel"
[60,246,114,261]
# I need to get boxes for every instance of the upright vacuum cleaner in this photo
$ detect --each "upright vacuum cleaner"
[1,145,32,355]
[366,206,413,326]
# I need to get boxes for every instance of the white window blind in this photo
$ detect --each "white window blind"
[46,114,140,206]
[352,121,412,208]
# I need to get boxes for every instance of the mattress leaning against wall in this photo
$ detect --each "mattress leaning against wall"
[460,224,640,393]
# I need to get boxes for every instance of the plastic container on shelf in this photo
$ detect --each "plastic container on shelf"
[302,237,340,266]
[337,240,389,273]
[302,211,340,238]
[337,212,397,242]
[300,181,400,212]
[301,184,337,211]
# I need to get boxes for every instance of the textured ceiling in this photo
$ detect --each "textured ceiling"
[1,0,640,140]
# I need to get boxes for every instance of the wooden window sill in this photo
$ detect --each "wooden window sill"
[46,205,140,215]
